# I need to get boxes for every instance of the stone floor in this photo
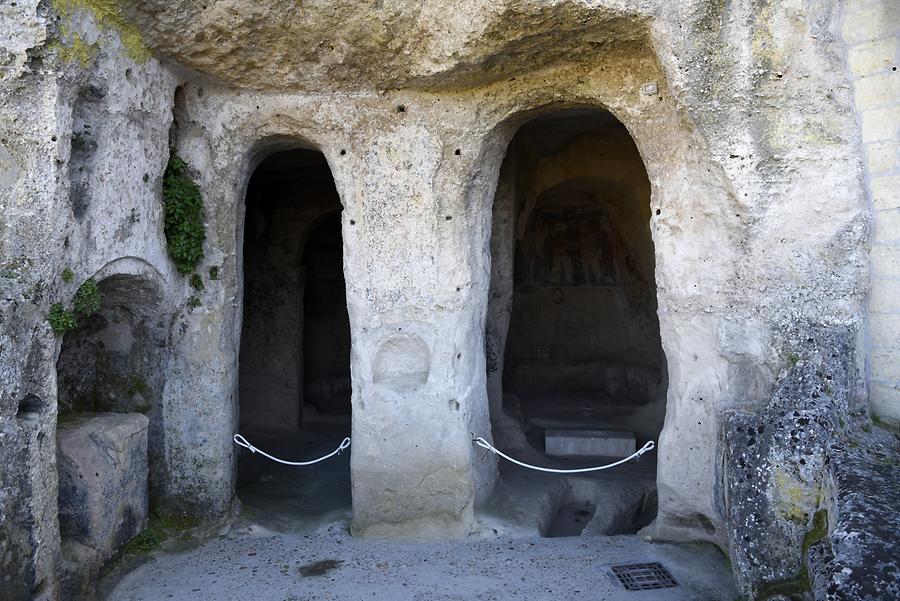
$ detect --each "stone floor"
[101,426,739,601]
[104,523,738,601]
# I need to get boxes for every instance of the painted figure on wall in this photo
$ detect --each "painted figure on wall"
[518,199,619,287]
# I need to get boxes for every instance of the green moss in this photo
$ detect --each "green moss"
[120,524,165,557]
[189,273,204,291]
[52,0,151,63]
[73,278,101,316]
[802,509,828,557]
[756,509,829,599]
[757,573,809,599]
[127,375,149,397]
[61,267,74,283]
[871,413,898,433]
[111,509,200,567]
[163,153,206,274]
[48,303,78,334]
[154,512,198,533]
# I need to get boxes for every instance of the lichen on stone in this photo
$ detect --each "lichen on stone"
[52,0,151,63]
[52,26,98,67]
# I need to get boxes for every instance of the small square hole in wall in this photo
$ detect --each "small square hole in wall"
[611,562,679,591]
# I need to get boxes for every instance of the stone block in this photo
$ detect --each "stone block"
[870,278,900,313]
[861,105,900,143]
[545,429,636,457]
[871,175,900,211]
[870,312,900,349]
[56,412,149,562]
[869,381,900,424]
[873,209,900,243]
[853,71,900,110]
[842,4,900,45]
[849,38,898,77]
[864,140,900,175]
[871,245,900,276]
[870,347,900,381]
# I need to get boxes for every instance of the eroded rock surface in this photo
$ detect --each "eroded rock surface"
[724,328,900,600]
[0,1,894,599]
[56,412,149,561]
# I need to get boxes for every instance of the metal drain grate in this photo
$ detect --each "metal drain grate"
[611,562,679,591]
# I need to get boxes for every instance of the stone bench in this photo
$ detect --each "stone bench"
[56,412,149,563]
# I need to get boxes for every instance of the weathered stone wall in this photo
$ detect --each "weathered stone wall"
[841,0,900,427]
[0,4,179,598]
[0,0,882,599]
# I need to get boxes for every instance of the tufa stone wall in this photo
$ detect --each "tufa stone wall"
[0,0,893,599]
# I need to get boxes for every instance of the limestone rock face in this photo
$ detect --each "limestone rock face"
[723,328,854,597]
[123,0,651,91]
[723,328,900,599]
[0,0,892,599]
[56,412,149,561]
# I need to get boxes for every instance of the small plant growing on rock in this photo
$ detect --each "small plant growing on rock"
[208,266,218,280]
[48,303,77,334]
[163,152,205,274]
[61,267,74,283]
[73,278,101,316]
[189,273,203,291]
[187,295,201,309]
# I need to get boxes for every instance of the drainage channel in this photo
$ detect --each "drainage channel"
[611,562,679,591]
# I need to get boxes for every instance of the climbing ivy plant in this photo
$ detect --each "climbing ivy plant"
[163,152,205,274]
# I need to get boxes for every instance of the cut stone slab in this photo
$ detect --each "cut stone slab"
[545,429,636,457]
[56,412,149,562]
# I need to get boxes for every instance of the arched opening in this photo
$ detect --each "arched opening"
[236,147,351,524]
[55,272,165,583]
[485,107,665,537]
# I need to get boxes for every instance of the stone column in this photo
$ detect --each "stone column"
[336,116,496,538]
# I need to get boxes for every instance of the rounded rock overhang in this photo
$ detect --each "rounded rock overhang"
[117,0,655,91]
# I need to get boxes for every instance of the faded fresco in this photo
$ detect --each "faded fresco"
[516,200,619,288]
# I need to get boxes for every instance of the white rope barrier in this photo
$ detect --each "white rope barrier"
[472,436,656,474]
[233,431,651,472]
[233,434,351,466]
